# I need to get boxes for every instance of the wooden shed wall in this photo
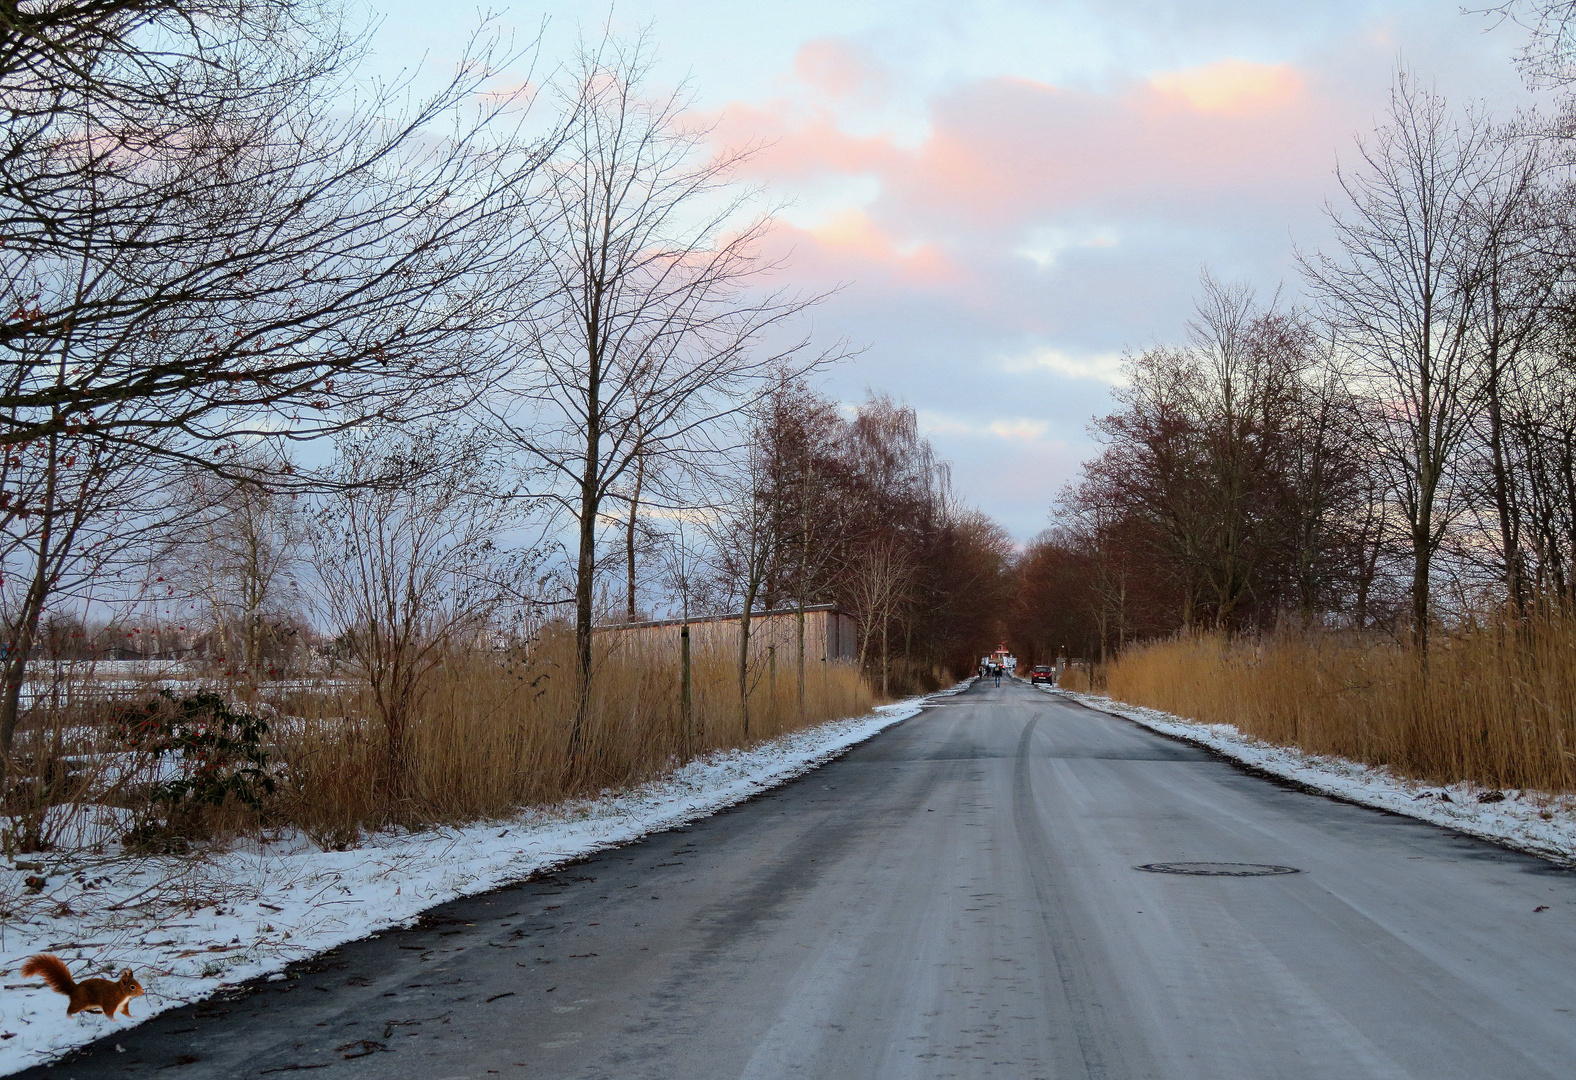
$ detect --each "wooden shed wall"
[595,608,858,664]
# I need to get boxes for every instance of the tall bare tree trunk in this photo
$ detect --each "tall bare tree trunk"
[570,332,603,770]
[880,613,889,698]
[1412,514,1434,653]
[737,604,754,741]
[680,623,693,755]
[244,518,265,691]
[1487,372,1524,618]
[626,451,644,622]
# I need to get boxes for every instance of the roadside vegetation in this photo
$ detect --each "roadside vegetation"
[0,2,1009,889]
[1015,3,1576,798]
[1061,621,1576,795]
[4,634,871,863]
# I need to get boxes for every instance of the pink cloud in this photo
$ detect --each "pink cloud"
[1148,59,1304,116]
[716,56,1339,233]
[714,100,897,181]
[760,209,957,287]
[893,71,1333,228]
[794,37,885,99]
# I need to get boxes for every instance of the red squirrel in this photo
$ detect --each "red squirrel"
[21,953,143,1019]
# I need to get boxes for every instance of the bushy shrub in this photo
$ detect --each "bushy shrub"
[111,690,275,850]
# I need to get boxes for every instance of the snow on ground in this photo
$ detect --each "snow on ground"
[0,686,963,1075]
[1044,684,1576,865]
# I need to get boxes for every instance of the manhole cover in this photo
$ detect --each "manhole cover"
[1134,862,1301,877]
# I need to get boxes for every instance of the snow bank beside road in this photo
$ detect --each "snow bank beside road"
[0,688,955,1075]
[1045,685,1576,865]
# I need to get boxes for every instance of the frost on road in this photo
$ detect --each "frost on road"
[1050,684,1576,864]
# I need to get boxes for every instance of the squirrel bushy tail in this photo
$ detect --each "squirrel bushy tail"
[21,954,75,996]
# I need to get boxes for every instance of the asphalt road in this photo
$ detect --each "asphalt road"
[22,678,1576,1079]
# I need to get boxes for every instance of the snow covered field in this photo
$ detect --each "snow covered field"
[0,687,960,1075]
[1046,684,1576,865]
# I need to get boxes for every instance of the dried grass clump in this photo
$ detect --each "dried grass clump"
[1091,614,1576,794]
[0,632,874,857]
[270,630,872,839]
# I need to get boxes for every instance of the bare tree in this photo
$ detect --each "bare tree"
[616,433,673,623]
[493,34,824,767]
[1178,273,1312,629]
[624,446,649,622]
[706,435,784,739]
[746,386,1004,688]
[1064,490,1133,661]
[755,377,847,719]
[843,535,914,698]
[1485,1,1576,89]
[0,421,169,766]
[0,2,554,476]
[1280,341,1372,625]
[1502,360,1576,604]
[655,519,713,754]
[310,428,532,811]
[0,0,568,784]
[1303,74,1507,650]
[167,452,307,685]
[1458,138,1570,614]
[1060,287,1386,643]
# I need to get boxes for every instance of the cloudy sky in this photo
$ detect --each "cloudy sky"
[373,1,1548,541]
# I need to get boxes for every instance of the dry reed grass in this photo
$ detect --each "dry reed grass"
[271,629,873,843]
[0,631,875,854]
[1083,615,1576,794]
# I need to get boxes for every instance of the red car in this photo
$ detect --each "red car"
[1030,665,1055,685]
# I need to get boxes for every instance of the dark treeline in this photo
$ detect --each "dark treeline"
[743,380,1014,694]
[1010,281,1380,663]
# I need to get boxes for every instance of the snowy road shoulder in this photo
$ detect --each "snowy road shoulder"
[1044,684,1576,865]
[0,687,959,1075]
